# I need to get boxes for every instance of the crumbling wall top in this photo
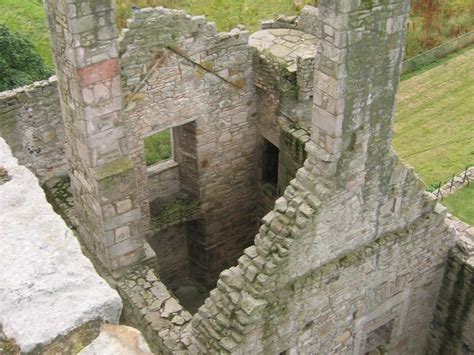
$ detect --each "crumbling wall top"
[249,28,317,73]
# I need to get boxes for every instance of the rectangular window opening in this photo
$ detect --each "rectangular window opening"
[144,128,173,167]
[364,319,394,355]
[262,138,279,188]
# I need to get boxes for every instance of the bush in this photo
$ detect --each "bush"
[0,25,52,91]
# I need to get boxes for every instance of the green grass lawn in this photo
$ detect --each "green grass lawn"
[1,0,472,73]
[442,183,474,225]
[0,0,53,68]
[394,47,474,188]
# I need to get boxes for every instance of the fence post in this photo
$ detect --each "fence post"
[449,174,455,192]
[435,181,442,199]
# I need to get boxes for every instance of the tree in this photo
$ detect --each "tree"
[0,25,52,92]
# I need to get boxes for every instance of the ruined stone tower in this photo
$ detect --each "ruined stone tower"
[1,0,473,353]
[44,0,147,272]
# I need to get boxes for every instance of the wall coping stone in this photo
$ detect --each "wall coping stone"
[0,138,122,352]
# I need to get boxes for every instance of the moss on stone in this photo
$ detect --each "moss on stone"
[361,0,374,9]
[151,198,200,230]
[231,77,247,89]
[95,157,134,181]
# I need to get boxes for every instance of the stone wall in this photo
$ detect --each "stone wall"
[0,77,66,181]
[278,123,309,197]
[427,220,474,354]
[260,5,320,37]
[250,23,315,222]
[190,1,456,353]
[148,224,190,287]
[117,266,193,354]
[119,7,259,285]
[252,49,313,134]
[44,0,147,273]
[147,162,180,204]
[0,138,121,352]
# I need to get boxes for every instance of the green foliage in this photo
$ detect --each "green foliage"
[443,183,474,225]
[406,0,474,57]
[151,198,200,230]
[0,25,52,91]
[144,129,172,166]
[0,0,53,67]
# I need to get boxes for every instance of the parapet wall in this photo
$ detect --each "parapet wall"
[260,5,320,36]
[0,138,121,352]
[0,77,66,181]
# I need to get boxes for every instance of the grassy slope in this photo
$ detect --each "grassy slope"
[394,47,474,187]
[443,183,474,225]
[0,0,53,68]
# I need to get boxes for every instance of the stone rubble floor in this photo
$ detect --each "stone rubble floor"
[249,28,317,72]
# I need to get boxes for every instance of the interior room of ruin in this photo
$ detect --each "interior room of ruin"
[1,0,473,353]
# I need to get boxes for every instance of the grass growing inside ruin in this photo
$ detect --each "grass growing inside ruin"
[393,47,474,188]
[442,184,474,225]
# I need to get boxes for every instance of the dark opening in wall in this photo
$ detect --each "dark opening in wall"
[364,319,394,354]
[262,137,279,189]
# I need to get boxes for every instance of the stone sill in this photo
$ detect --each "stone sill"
[147,160,179,177]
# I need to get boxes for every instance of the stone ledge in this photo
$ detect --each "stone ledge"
[0,138,122,352]
[146,159,179,177]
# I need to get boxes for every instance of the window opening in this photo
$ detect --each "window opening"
[144,128,173,167]
[364,319,394,354]
[262,138,279,188]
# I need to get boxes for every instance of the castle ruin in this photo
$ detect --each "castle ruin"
[0,0,473,353]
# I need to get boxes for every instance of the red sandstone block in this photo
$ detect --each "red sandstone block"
[77,58,119,87]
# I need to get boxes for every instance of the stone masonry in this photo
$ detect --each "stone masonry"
[189,1,462,353]
[44,0,147,273]
[0,77,66,181]
[119,8,258,284]
[0,137,152,354]
[0,0,473,353]
[427,218,474,353]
